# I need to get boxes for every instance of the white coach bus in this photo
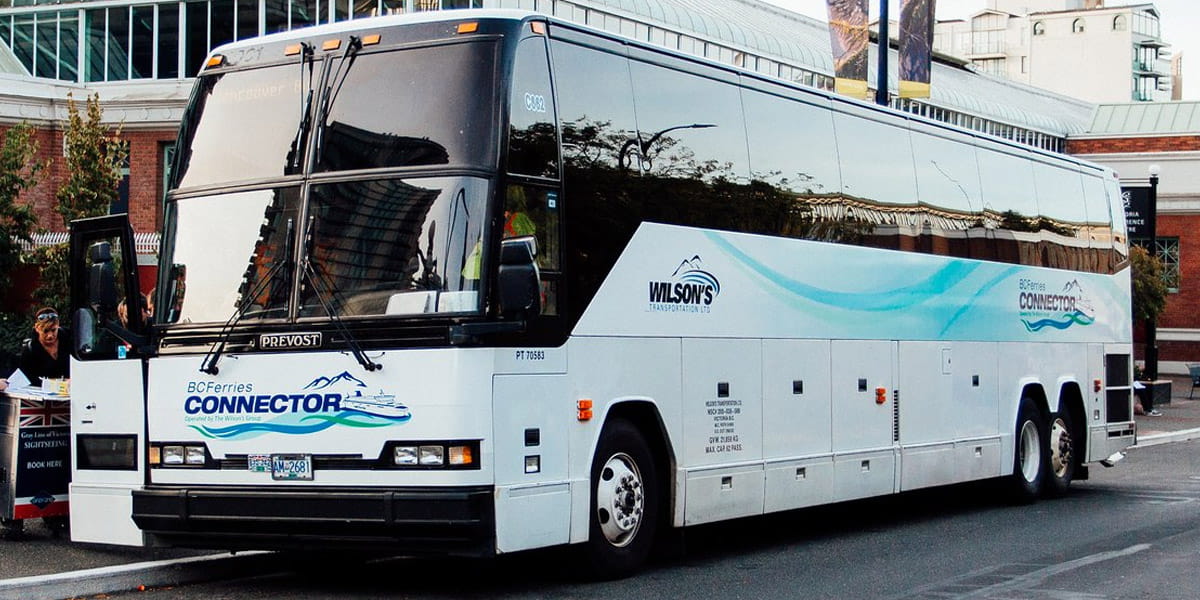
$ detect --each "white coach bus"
[67,10,1135,578]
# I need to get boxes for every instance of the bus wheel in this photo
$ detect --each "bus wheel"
[1008,397,1048,504]
[584,418,658,580]
[1044,410,1076,497]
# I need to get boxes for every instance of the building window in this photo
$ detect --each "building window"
[1155,237,1180,293]
[1032,21,1045,36]
[1113,14,1126,31]
[1072,18,1085,34]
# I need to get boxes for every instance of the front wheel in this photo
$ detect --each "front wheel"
[1008,397,1048,504]
[1044,409,1077,497]
[583,419,659,580]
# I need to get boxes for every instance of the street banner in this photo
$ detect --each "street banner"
[899,0,936,98]
[1121,185,1155,241]
[826,0,870,99]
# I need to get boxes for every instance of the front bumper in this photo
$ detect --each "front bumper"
[132,485,494,555]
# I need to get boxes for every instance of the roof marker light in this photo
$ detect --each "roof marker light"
[530,22,546,35]
[457,22,479,34]
[205,55,225,68]
[362,33,381,46]
[284,44,303,56]
[322,38,341,51]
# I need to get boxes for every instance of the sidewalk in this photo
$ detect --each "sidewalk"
[1132,374,1200,447]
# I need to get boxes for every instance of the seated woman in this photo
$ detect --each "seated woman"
[17,307,70,387]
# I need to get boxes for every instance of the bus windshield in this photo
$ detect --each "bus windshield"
[164,177,489,325]
[171,39,498,191]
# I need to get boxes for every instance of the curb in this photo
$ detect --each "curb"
[0,551,276,600]
[1131,427,1200,449]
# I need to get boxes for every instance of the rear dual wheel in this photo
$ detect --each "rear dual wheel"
[1045,409,1077,497]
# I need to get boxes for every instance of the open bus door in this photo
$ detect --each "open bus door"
[67,214,150,545]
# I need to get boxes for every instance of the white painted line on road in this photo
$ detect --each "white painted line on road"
[957,543,1152,599]
[0,551,273,600]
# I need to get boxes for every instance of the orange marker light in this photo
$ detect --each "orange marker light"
[362,33,382,46]
[530,22,546,35]
[457,22,479,34]
[322,38,341,51]
[284,44,303,56]
[205,55,225,68]
[577,399,594,421]
[875,387,887,405]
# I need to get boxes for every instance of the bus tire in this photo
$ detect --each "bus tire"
[1044,409,1076,498]
[1008,397,1048,504]
[583,418,658,580]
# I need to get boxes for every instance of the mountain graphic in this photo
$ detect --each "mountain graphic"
[1062,280,1084,294]
[304,371,368,390]
[672,255,704,277]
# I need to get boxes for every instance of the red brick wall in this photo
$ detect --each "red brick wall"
[1066,135,1200,154]
[1,123,176,236]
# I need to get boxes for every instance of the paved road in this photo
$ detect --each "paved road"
[64,437,1198,600]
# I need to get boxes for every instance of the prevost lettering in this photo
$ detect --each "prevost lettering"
[259,332,322,349]
[648,281,714,305]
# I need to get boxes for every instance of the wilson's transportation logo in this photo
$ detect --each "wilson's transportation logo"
[1018,278,1095,333]
[649,255,721,313]
[183,371,410,440]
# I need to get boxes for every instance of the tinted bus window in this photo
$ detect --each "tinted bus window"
[1080,173,1114,272]
[833,111,918,208]
[911,130,985,258]
[742,87,844,240]
[1033,161,1088,270]
[315,41,499,172]
[507,37,558,179]
[550,40,637,321]
[628,59,750,231]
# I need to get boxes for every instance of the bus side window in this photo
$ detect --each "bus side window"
[508,36,558,179]
[504,184,560,315]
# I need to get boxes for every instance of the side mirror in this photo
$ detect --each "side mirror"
[166,263,186,323]
[74,307,97,356]
[497,236,541,319]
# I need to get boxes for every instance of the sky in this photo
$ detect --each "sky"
[760,1,1199,100]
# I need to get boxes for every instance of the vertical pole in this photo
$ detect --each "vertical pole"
[875,0,890,106]
[1146,170,1160,381]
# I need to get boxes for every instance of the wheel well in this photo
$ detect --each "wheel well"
[1058,382,1087,463]
[604,401,675,523]
[1022,383,1050,419]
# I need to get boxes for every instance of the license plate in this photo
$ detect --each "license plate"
[247,454,271,473]
[270,454,313,481]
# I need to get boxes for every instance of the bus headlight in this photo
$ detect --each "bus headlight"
[151,443,210,467]
[383,440,479,469]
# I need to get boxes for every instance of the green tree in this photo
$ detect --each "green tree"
[33,93,128,316]
[1130,244,1169,322]
[0,122,45,300]
[55,92,127,227]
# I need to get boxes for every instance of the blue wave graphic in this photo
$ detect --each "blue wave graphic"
[705,232,979,311]
[190,412,410,440]
[1022,310,1095,332]
[678,270,721,295]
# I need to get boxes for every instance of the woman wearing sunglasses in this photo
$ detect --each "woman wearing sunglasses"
[17,307,70,387]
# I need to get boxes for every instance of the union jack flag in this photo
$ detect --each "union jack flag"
[19,398,70,428]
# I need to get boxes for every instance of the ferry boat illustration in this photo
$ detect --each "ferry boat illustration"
[342,390,411,419]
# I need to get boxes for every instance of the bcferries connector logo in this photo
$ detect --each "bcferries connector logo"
[1019,278,1095,333]
[183,371,410,440]
[648,255,721,313]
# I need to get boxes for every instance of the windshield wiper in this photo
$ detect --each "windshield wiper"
[286,42,315,175]
[199,218,295,375]
[299,215,381,372]
[314,35,364,161]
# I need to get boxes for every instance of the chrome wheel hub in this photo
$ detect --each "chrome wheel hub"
[596,452,644,547]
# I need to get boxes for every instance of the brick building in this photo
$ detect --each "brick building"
[1068,100,1200,372]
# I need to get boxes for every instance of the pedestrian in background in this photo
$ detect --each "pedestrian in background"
[17,307,70,387]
